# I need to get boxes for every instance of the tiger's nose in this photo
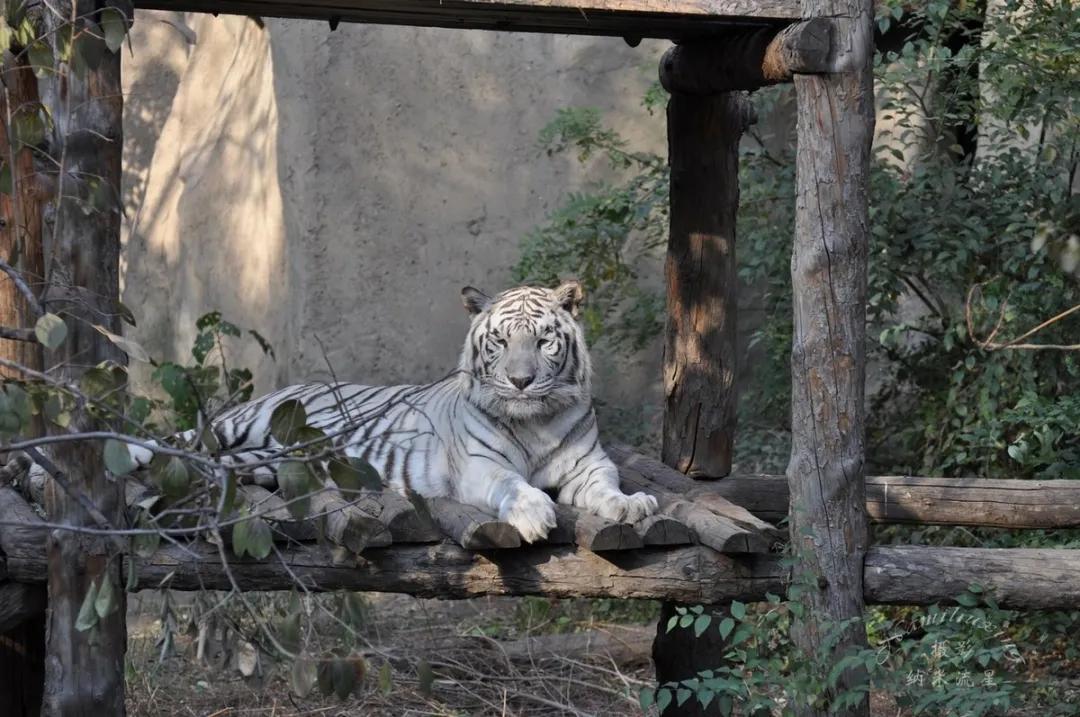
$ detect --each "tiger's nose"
[509,374,535,390]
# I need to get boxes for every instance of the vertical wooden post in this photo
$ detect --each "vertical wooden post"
[0,51,48,717]
[786,0,874,714]
[40,4,128,714]
[660,89,743,479]
[653,49,749,711]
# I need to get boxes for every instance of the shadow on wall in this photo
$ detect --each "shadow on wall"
[122,12,288,392]
[122,10,665,418]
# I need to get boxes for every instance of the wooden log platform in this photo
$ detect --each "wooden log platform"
[133,0,802,39]
[3,460,1080,608]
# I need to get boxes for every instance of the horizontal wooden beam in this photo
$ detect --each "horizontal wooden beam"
[5,540,1080,609]
[608,445,1080,529]
[134,0,800,38]
[706,475,1080,529]
[659,19,833,94]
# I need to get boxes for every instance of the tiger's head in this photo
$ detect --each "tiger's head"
[458,281,591,421]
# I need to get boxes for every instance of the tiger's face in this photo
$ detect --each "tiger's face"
[459,282,591,421]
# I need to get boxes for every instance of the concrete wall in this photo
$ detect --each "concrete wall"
[121,11,666,412]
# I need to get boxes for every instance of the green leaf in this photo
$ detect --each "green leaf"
[233,509,272,559]
[103,438,137,476]
[125,562,137,592]
[72,28,106,76]
[278,461,313,520]
[27,40,52,78]
[290,656,317,698]
[191,330,214,365]
[277,611,301,655]
[692,614,711,637]
[316,660,334,695]
[132,512,160,558]
[676,688,692,707]
[417,657,434,697]
[330,456,382,492]
[115,300,137,326]
[718,617,735,640]
[270,399,307,446]
[94,575,118,618]
[955,591,979,607]
[656,687,672,712]
[639,687,655,710]
[730,601,746,621]
[378,662,392,695]
[697,689,715,710]
[155,456,189,498]
[220,471,238,516]
[75,580,100,631]
[342,592,367,630]
[331,658,357,699]
[128,396,151,424]
[80,365,125,400]
[35,313,67,349]
[99,7,127,52]
[678,613,693,628]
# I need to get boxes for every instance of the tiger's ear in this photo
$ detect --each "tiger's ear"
[461,286,491,315]
[554,280,585,318]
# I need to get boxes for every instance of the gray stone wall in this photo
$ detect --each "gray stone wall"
[121,12,666,414]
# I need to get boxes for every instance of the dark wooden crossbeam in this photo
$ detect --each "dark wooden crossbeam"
[134,0,801,38]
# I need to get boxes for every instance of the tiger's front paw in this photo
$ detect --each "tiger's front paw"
[594,491,658,524]
[500,485,557,543]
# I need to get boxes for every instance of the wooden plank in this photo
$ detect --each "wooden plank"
[345,490,443,543]
[134,0,801,38]
[617,460,771,553]
[634,514,693,546]
[7,542,1080,610]
[0,488,44,561]
[309,483,393,552]
[547,505,642,551]
[0,582,46,633]
[698,475,1080,529]
[237,485,319,542]
[610,445,777,535]
[429,497,521,549]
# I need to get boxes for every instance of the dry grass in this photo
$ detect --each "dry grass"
[125,591,656,717]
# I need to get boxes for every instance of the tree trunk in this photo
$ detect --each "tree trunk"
[654,83,748,715]
[0,51,47,717]
[787,0,875,712]
[39,5,127,715]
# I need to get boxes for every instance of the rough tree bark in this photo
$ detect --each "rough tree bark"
[0,50,47,717]
[660,89,746,480]
[39,4,128,714]
[653,70,749,714]
[786,0,875,711]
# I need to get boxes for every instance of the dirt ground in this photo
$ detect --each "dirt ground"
[125,590,659,717]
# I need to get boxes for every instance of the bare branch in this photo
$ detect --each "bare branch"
[0,259,44,318]
[0,324,37,342]
[967,282,1080,351]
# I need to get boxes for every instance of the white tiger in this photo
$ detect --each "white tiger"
[135,281,658,543]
